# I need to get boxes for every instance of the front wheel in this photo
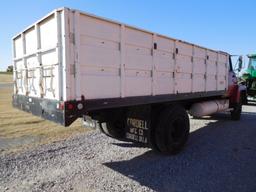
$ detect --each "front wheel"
[154,105,190,155]
[230,102,242,121]
[240,90,248,105]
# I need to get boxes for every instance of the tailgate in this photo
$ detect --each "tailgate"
[13,9,65,100]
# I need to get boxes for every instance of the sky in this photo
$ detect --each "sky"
[0,0,256,71]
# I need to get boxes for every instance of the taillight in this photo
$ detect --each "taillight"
[57,101,83,111]
[67,103,74,110]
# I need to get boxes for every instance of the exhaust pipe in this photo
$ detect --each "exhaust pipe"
[189,99,229,117]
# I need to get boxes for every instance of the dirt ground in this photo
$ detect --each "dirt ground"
[1,105,256,192]
[0,74,90,154]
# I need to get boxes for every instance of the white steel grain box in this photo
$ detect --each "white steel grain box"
[13,7,229,125]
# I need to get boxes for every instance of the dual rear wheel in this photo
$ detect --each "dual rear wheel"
[153,105,190,155]
[99,105,190,155]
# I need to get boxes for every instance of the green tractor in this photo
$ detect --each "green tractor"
[240,54,256,103]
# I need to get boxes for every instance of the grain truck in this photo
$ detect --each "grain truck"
[12,8,243,154]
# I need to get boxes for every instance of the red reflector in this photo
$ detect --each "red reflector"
[59,102,65,110]
[56,102,65,110]
[68,103,74,110]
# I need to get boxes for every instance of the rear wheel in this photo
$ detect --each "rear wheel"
[100,120,125,139]
[99,112,126,139]
[154,105,190,155]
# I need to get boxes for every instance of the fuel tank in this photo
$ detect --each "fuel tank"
[189,100,229,117]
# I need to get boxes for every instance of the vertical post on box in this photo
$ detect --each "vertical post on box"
[216,52,219,91]
[21,33,28,95]
[35,23,44,98]
[55,11,63,101]
[120,24,126,98]
[191,45,195,93]
[152,33,157,96]
[226,54,229,90]
[205,49,208,92]
[74,10,81,100]
[173,40,177,94]
[61,8,69,101]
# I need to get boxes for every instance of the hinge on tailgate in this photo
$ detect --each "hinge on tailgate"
[69,33,75,44]
[70,64,76,76]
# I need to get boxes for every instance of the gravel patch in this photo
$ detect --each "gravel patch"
[1,106,256,192]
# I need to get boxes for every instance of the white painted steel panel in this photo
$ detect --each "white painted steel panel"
[14,60,25,95]
[176,41,193,56]
[206,60,217,75]
[218,62,227,76]
[13,8,230,102]
[156,36,175,52]
[82,75,120,99]
[176,55,193,74]
[217,76,226,90]
[14,36,23,58]
[125,27,152,48]
[15,59,24,70]
[193,74,205,92]
[194,46,206,58]
[40,16,57,50]
[79,14,120,42]
[80,35,120,52]
[154,51,175,72]
[125,70,151,96]
[219,54,228,63]
[207,50,218,61]
[193,58,205,74]
[175,73,192,93]
[26,56,40,97]
[24,28,37,55]
[155,72,174,95]
[206,75,217,91]
[79,45,120,68]
[126,45,152,70]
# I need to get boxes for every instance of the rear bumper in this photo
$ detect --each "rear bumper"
[13,90,226,127]
[12,95,74,126]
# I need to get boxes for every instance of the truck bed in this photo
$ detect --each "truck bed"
[12,7,229,126]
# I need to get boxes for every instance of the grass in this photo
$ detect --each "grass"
[0,74,90,154]
[0,73,13,83]
[0,71,12,74]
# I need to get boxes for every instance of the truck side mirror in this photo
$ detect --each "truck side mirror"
[238,56,243,71]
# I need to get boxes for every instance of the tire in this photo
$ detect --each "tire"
[99,119,125,139]
[240,90,248,105]
[154,105,190,155]
[231,102,242,121]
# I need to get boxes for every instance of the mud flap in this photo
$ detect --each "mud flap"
[125,105,152,146]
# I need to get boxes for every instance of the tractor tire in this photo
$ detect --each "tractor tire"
[154,105,190,155]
